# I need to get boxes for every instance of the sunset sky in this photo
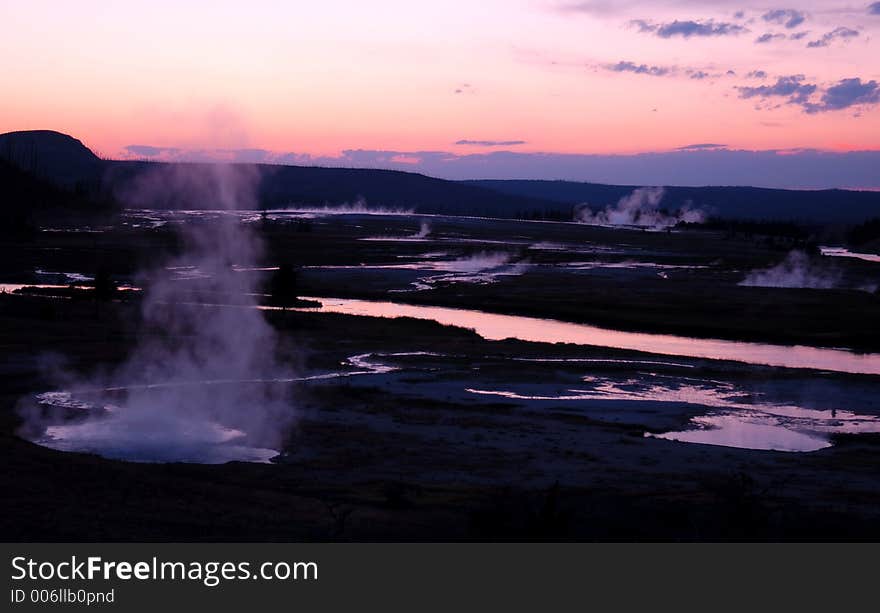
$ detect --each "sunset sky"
[1,1,879,186]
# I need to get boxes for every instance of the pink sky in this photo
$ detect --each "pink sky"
[1,1,879,159]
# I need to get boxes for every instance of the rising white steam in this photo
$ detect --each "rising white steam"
[420,251,530,286]
[412,220,431,238]
[438,251,513,273]
[575,187,705,230]
[277,197,414,216]
[360,220,433,242]
[740,250,841,289]
[22,164,297,463]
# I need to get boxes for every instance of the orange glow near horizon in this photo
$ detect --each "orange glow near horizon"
[1,1,879,160]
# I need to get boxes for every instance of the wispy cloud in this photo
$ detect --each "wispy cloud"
[605,60,672,76]
[125,145,179,158]
[755,32,786,44]
[122,145,272,163]
[455,139,527,147]
[807,27,859,48]
[762,9,806,29]
[557,1,625,16]
[677,143,727,150]
[631,19,747,39]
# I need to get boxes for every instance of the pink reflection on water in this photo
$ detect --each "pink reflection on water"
[820,246,880,264]
[300,297,880,375]
[649,416,831,452]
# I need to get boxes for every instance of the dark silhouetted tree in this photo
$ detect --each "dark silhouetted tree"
[268,263,299,310]
[93,269,117,301]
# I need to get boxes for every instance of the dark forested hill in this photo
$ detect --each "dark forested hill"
[100,160,558,215]
[465,179,880,223]
[0,130,104,189]
[3,130,879,223]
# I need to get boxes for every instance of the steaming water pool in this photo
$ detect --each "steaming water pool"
[25,352,411,464]
[298,297,880,375]
[27,387,286,464]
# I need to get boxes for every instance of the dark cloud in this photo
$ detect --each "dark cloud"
[689,70,710,80]
[737,75,817,106]
[122,146,275,163]
[747,70,768,79]
[557,1,623,15]
[756,32,786,43]
[870,2,880,15]
[605,60,672,76]
[455,139,527,147]
[629,19,656,32]
[789,31,809,40]
[631,19,747,38]
[117,146,880,189]
[807,27,859,48]
[762,9,806,29]
[303,148,880,190]
[124,145,180,157]
[738,75,879,114]
[804,78,880,113]
[228,149,271,163]
[677,143,727,150]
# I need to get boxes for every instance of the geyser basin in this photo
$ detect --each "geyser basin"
[23,165,302,464]
[42,415,279,464]
[25,381,293,464]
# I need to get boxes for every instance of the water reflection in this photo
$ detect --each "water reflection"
[820,246,880,264]
[298,297,880,375]
[650,416,832,452]
[466,373,880,452]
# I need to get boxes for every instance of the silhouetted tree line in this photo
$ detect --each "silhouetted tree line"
[698,217,810,239]
[847,218,880,247]
[515,207,575,221]
[0,159,115,237]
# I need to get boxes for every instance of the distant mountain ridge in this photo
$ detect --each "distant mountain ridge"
[464,179,880,224]
[2,130,879,223]
[0,130,103,188]
[0,130,557,217]
[100,160,556,215]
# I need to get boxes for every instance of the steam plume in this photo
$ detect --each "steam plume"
[575,187,705,230]
[740,250,841,289]
[22,164,296,463]
[412,220,431,238]
[278,197,414,216]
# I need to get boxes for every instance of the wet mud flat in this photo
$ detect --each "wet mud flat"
[2,292,880,540]
[1,211,879,540]
[4,210,879,349]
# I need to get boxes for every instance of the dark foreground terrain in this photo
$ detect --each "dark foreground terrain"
[2,211,879,540]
